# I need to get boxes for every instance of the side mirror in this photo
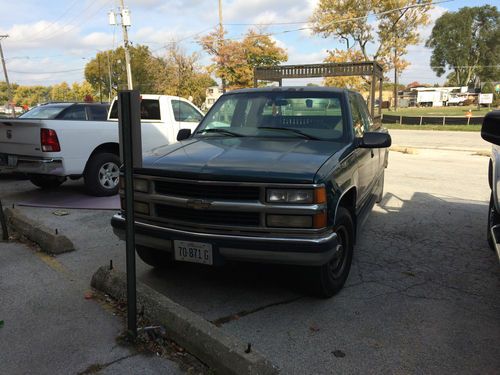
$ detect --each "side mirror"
[481,111,500,146]
[358,132,392,148]
[177,128,192,141]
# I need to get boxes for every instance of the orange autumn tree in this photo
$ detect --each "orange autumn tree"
[199,29,288,90]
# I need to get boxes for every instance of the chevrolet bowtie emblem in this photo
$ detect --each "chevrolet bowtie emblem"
[186,199,212,210]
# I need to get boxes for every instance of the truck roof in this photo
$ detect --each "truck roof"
[227,86,349,95]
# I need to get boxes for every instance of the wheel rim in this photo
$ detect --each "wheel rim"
[98,162,119,189]
[328,226,349,279]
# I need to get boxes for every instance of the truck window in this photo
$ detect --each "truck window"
[197,92,345,141]
[109,99,161,120]
[171,100,203,122]
[88,105,108,121]
[58,105,87,120]
[348,93,368,138]
[355,94,375,131]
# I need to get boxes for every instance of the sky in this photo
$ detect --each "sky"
[0,0,497,88]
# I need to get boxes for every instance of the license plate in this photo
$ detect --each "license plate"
[174,240,213,265]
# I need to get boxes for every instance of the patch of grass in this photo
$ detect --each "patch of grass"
[383,107,493,117]
[385,124,481,132]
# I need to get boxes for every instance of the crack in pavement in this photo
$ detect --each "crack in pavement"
[77,353,138,375]
[211,296,304,327]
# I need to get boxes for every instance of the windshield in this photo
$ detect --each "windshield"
[195,91,346,141]
[19,105,71,119]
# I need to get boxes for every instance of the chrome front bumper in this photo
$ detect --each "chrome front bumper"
[0,154,64,175]
[111,213,339,266]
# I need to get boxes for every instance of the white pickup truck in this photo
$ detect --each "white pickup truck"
[0,94,204,196]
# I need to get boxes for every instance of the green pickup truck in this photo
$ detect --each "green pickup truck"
[111,87,391,297]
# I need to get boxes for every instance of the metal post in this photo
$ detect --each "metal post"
[118,90,142,337]
[379,77,383,117]
[98,54,103,103]
[0,199,8,241]
[0,35,15,118]
[370,67,376,118]
[394,47,398,111]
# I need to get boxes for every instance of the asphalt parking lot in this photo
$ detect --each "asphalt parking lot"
[1,130,499,374]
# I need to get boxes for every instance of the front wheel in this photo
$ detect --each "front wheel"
[306,207,354,298]
[84,153,120,196]
[29,175,66,189]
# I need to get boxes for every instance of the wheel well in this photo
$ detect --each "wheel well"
[85,143,120,173]
[337,187,357,240]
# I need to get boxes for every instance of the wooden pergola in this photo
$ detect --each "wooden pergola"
[254,61,384,119]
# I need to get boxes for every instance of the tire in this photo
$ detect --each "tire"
[84,153,120,196]
[29,175,66,189]
[307,207,354,298]
[487,193,499,251]
[136,245,175,268]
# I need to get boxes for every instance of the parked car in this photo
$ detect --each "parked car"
[0,95,204,196]
[111,87,391,297]
[481,110,500,263]
[19,102,110,121]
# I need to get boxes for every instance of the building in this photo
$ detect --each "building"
[202,86,223,111]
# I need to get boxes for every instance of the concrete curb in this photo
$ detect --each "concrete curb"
[4,207,74,254]
[91,266,280,375]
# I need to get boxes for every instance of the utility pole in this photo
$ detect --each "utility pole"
[218,0,226,93]
[394,44,398,111]
[0,35,15,117]
[98,54,103,103]
[110,2,133,90]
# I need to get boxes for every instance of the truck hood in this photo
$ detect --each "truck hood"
[142,137,347,183]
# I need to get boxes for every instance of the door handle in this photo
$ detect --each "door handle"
[371,149,374,158]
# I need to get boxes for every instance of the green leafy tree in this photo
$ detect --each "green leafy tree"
[199,29,288,90]
[311,0,432,73]
[84,45,160,97]
[426,6,500,86]
[0,81,19,105]
[13,85,50,106]
[50,82,72,101]
[72,81,96,102]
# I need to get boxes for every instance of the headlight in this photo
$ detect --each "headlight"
[134,178,149,193]
[267,189,314,203]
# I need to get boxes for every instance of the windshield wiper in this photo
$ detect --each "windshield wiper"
[257,127,320,140]
[197,128,245,137]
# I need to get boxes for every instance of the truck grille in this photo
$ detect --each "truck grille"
[156,204,260,227]
[155,181,260,200]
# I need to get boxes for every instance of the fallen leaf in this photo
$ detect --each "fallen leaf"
[84,292,94,300]
[52,210,69,216]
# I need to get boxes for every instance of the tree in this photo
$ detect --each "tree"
[0,81,19,105]
[310,0,432,73]
[426,6,499,86]
[12,85,49,106]
[323,49,367,90]
[72,81,96,102]
[84,45,160,98]
[199,29,288,90]
[50,82,72,101]
[147,45,216,107]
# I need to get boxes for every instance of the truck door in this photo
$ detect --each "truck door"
[349,92,373,208]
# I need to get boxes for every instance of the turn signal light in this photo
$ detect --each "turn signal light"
[314,187,327,204]
[313,212,327,229]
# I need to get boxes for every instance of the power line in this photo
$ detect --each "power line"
[9,68,85,74]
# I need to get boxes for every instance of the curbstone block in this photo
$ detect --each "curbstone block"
[91,266,280,375]
[4,207,74,254]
